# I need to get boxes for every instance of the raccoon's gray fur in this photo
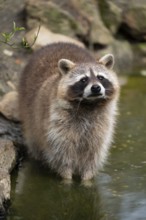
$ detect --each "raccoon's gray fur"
[19,42,120,180]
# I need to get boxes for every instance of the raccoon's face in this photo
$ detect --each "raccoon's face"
[57,54,119,103]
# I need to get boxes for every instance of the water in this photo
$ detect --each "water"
[8,76,146,220]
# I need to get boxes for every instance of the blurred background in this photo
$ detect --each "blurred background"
[0,1,146,220]
[0,0,146,95]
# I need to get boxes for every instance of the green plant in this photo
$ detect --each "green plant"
[0,22,40,50]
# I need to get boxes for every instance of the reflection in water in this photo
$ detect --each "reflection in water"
[9,161,108,220]
[8,76,146,220]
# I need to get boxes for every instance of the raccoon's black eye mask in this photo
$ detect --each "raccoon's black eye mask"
[100,78,113,90]
[70,80,88,97]
[97,75,105,81]
[80,76,89,83]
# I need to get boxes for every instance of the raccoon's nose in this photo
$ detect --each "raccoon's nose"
[91,85,101,94]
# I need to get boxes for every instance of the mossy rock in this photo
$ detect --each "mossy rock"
[135,43,146,55]
[98,0,122,34]
[132,43,146,67]
[26,0,113,45]
[122,6,146,40]
[26,1,84,37]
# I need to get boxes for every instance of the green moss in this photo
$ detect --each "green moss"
[41,6,80,35]
[137,43,146,51]
[133,43,146,56]
[98,0,121,33]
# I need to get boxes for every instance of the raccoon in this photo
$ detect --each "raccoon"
[19,42,120,180]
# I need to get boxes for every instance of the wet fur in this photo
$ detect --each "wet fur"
[19,43,119,180]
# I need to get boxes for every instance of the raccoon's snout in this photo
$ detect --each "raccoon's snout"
[91,85,101,95]
[83,83,105,99]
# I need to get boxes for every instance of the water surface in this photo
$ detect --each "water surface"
[8,76,146,220]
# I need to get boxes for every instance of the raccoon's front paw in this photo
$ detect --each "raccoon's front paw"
[60,169,72,180]
[81,171,94,181]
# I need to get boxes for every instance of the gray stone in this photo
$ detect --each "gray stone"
[73,0,113,45]
[122,6,146,41]
[0,171,11,201]
[0,45,27,97]
[0,140,16,212]
[111,0,146,9]
[0,115,23,145]
[98,0,122,34]
[25,0,113,45]
[26,0,84,37]
[25,26,84,50]
[132,43,146,67]
[0,139,16,173]
[0,170,11,214]
[0,91,19,122]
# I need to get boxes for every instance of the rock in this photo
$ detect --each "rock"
[0,171,11,201]
[122,6,146,41]
[98,0,122,34]
[0,46,26,97]
[136,43,146,55]
[95,40,133,73]
[0,139,16,173]
[73,0,113,45]
[26,0,84,37]
[132,43,146,67]
[0,170,11,214]
[0,140,16,212]
[0,91,19,122]
[3,49,13,57]
[111,0,146,9]
[0,0,27,98]
[0,114,23,145]
[25,26,84,50]
[25,0,113,45]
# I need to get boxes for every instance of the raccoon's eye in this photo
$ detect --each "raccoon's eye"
[97,75,104,81]
[80,77,88,83]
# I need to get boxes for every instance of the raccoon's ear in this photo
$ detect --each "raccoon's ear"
[58,59,75,75]
[98,54,114,69]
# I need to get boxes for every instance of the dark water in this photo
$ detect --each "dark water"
[8,76,146,220]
